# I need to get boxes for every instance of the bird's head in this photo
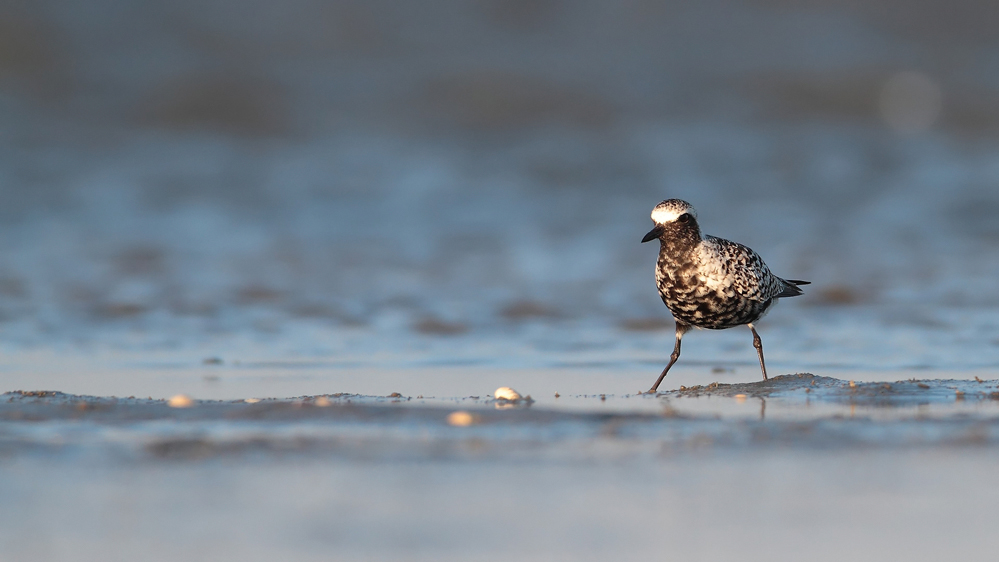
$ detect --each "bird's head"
[642,199,699,243]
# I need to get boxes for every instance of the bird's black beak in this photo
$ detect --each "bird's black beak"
[642,225,665,243]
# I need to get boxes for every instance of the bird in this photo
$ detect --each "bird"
[641,199,809,393]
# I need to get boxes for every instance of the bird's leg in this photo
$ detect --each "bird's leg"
[648,323,689,393]
[749,324,768,381]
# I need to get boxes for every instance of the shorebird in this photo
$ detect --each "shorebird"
[641,199,809,393]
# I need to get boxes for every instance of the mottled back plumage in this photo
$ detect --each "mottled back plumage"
[641,199,809,392]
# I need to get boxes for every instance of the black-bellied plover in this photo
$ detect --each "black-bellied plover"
[641,199,809,393]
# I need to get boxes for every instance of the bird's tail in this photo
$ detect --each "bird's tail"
[775,278,809,298]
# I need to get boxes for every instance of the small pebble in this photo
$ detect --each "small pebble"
[447,411,476,426]
[314,396,332,407]
[167,394,194,408]
[494,387,522,401]
[244,398,261,404]
[849,381,856,388]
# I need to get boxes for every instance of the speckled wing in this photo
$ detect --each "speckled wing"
[698,236,789,302]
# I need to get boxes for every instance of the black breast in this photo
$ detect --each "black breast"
[655,227,772,329]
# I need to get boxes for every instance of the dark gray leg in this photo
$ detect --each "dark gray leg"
[749,324,768,381]
[648,322,690,393]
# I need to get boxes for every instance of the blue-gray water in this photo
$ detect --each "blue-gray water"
[3,1,999,374]
[3,1,999,560]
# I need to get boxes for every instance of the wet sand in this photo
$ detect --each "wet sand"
[3,374,999,561]
[5,374,999,458]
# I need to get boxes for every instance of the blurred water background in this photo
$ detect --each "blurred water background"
[6,2,999,561]
[4,0,999,387]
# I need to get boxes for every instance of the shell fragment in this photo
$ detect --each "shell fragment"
[494,387,522,401]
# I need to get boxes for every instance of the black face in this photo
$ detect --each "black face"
[641,213,698,243]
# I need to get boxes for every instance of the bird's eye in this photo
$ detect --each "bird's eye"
[677,213,691,223]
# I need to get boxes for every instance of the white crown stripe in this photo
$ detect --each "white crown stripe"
[650,199,694,224]
[651,207,684,223]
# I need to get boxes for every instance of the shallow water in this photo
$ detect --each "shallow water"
[5,375,999,458]
[4,0,999,559]
[5,449,998,562]
[4,381,999,561]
